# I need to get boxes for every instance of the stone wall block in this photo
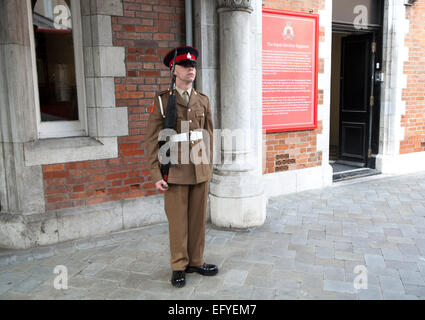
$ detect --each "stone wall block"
[94,77,116,108]
[56,203,123,242]
[93,46,126,77]
[0,0,30,46]
[122,196,166,229]
[95,108,129,137]
[91,15,113,46]
[90,0,123,16]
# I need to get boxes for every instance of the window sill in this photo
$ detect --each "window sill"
[23,136,118,167]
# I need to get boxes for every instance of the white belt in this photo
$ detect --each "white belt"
[170,131,203,142]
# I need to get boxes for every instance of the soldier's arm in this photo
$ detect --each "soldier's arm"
[146,95,165,184]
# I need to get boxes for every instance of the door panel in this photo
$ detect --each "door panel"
[341,122,366,159]
[338,34,372,164]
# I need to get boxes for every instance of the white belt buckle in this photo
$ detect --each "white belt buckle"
[169,131,203,143]
[170,132,188,143]
[190,131,203,141]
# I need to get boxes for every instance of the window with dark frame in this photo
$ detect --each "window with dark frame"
[31,0,79,122]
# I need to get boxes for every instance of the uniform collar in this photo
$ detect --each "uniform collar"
[176,86,192,97]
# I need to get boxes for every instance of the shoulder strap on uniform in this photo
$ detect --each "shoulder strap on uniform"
[194,89,207,97]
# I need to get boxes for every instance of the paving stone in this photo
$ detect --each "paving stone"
[68,275,104,290]
[0,291,33,300]
[217,284,254,299]
[387,236,415,245]
[379,275,405,293]
[323,280,357,294]
[0,261,37,274]
[404,284,425,298]
[250,286,277,299]
[92,268,130,284]
[127,260,158,275]
[335,251,364,262]
[87,254,120,265]
[365,254,386,269]
[38,255,72,267]
[121,272,155,290]
[223,269,248,286]
[275,286,300,299]
[109,256,136,270]
[295,251,316,264]
[358,285,382,300]
[323,266,345,281]
[294,262,324,275]
[308,230,326,241]
[0,282,14,296]
[382,248,405,261]
[1,172,425,299]
[107,287,147,300]
[316,246,334,259]
[244,274,280,289]
[221,259,254,273]
[31,283,89,300]
[77,262,107,277]
[10,278,45,294]
[397,243,420,256]
[418,261,425,277]
[384,260,419,272]
[399,270,425,287]
[0,272,30,284]
[59,259,91,278]
[382,291,418,300]
[334,241,353,252]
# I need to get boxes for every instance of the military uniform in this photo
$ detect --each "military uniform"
[146,84,214,271]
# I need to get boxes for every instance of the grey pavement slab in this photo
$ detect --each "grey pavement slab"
[2,171,425,300]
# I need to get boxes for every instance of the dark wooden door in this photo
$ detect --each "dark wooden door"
[339,34,374,165]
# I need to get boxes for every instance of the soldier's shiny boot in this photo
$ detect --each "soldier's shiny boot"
[186,263,218,276]
[171,270,186,288]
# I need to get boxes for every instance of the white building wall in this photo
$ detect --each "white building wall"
[376,0,425,174]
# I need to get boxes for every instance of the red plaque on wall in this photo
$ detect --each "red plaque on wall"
[262,9,319,133]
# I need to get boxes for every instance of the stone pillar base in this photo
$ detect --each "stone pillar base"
[209,173,266,229]
[209,193,266,229]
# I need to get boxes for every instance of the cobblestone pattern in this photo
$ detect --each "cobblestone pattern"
[1,172,425,300]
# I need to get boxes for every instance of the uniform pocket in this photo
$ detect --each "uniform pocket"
[195,110,205,128]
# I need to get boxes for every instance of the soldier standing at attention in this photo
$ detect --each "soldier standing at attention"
[146,46,218,288]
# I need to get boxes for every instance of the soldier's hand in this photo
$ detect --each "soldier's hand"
[155,179,169,191]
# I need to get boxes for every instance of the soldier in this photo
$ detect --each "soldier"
[146,46,218,288]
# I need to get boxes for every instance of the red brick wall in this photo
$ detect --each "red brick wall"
[401,1,425,154]
[262,0,325,174]
[43,0,186,211]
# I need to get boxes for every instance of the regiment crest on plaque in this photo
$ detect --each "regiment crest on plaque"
[283,22,294,40]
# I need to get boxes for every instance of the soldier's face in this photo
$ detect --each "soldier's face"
[174,64,196,83]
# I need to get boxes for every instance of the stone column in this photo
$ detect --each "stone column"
[209,0,266,229]
[0,0,45,216]
[0,0,47,248]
